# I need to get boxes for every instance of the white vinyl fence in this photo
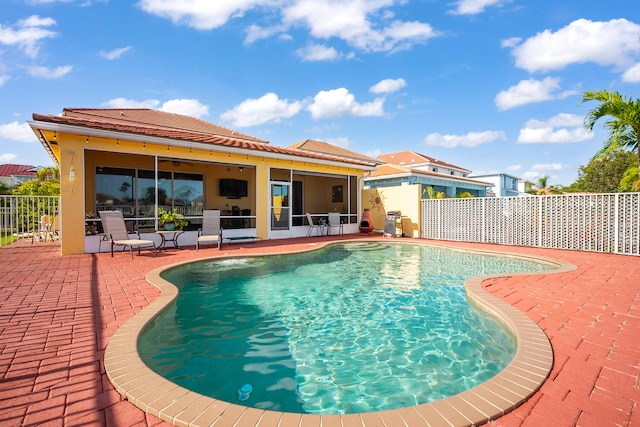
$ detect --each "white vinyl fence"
[421,193,640,256]
[0,195,60,246]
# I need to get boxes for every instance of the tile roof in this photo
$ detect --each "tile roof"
[288,139,383,164]
[377,150,470,172]
[62,108,268,143]
[368,163,492,185]
[0,164,37,177]
[31,109,379,168]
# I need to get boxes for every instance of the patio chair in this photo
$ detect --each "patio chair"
[31,214,55,243]
[306,213,321,236]
[197,210,221,251]
[328,212,343,236]
[99,210,157,258]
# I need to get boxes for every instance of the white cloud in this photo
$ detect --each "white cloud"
[0,121,37,142]
[622,63,640,83]
[137,0,269,30]
[522,163,567,180]
[369,78,406,94]
[522,163,570,182]
[284,1,440,52]
[141,1,440,53]
[26,65,73,79]
[0,153,18,162]
[531,163,565,171]
[307,88,384,119]
[517,113,593,144]
[245,24,285,44]
[424,130,506,148]
[295,43,339,62]
[507,164,522,171]
[495,77,576,110]
[0,75,10,87]
[0,15,58,58]
[102,97,161,109]
[221,92,302,127]
[448,0,509,16]
[99,46,132,60]
[101,98,209,118]
[160,99,209,118]
[507,18,640,73]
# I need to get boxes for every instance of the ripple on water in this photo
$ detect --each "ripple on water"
[139,243,553,414]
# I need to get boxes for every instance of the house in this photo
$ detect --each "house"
[362,151,492,238]
[0,164,38,187]
[28,108,380,255]
[468,173,524,197]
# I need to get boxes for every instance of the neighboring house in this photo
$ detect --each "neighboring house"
[469,173,523,197]
[29,108,379,255]
[518,178,535,195]
[0,164,37,187]
[362,151,492,238]
[378,151,471,178]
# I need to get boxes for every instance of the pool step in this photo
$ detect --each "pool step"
[344,242,389,251]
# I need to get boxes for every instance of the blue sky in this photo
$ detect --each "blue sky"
[1,0,639,186]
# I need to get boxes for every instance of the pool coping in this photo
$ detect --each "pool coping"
[104,239,576,427]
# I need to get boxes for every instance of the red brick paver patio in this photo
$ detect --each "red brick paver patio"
[0,238,638,427]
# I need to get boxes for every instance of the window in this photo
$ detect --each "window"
[95,167,203,228]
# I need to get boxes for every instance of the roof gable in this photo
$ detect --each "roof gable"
[378,150,470,172]
[62,108,267,143]
[288,139,382,164]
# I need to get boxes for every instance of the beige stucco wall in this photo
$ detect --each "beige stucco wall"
[362,185,421,237]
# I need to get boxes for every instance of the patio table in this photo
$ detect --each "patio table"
[156,230,184,249]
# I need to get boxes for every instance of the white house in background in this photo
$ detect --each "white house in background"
[519,178,535,195]
[469,173,531,197]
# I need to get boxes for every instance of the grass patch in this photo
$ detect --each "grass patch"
[1,232,18,246]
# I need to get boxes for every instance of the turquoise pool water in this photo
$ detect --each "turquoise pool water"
[138,242,554,414]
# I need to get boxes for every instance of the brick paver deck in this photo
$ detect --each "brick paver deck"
[0,238,638,426]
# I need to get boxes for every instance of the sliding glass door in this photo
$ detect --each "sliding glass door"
[270,182,290,230]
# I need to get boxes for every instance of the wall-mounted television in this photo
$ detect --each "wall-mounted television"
[219,178,248,198]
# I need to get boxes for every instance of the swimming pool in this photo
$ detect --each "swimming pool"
[137,242,555,415]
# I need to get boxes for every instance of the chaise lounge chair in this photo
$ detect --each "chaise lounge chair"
[197,210,221,251]
[99,210,157,258]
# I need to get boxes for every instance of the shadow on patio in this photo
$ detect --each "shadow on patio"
[0,238,638,426]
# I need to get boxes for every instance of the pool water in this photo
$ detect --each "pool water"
[138,243,554,414]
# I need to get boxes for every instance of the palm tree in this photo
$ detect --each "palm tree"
[581,90,640,168]
[424,186,446,199]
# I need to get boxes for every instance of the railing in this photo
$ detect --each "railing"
[0,195,60,246]
[421,193,640,256]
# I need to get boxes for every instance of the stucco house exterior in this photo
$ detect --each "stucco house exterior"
[28,108,380,255]
[362,151,492,238]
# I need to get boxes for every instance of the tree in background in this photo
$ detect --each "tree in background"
[570,150,637,193]
[572,90,640,191]
[13,167,60,196]
[619,166,640,192]
[581,90,640,167]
